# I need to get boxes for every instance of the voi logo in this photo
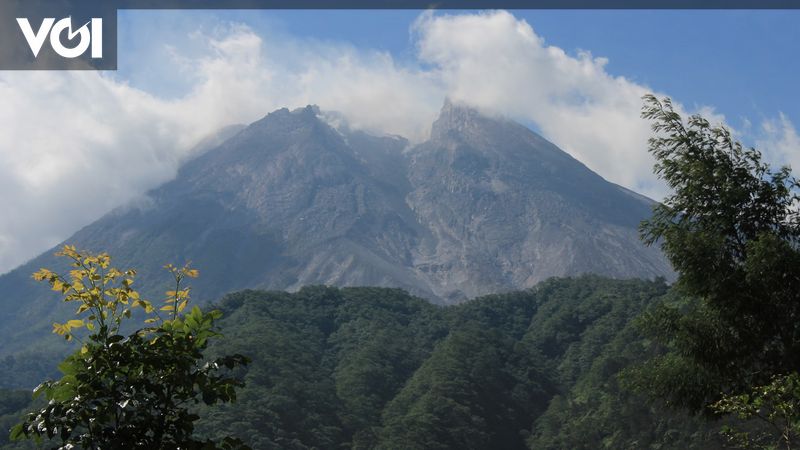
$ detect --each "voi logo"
[16,17,103,59]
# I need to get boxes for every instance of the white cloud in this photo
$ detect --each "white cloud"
[0,10,794,274]
[757,113,800,173]
[0,28,269,273]
[0,21,441,273]
[412,10,725,199]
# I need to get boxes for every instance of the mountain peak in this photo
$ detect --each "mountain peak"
[0,101,673,355]
[249,104,322,128]
[293,104,322,116]
[431,99,496,140]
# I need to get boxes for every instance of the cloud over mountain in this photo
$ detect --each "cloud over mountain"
[0,10,793,274]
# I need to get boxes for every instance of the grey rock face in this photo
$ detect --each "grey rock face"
[406,100,671,301]
[0,101,671,350]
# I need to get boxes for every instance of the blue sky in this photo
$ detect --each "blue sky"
[1,9,799,274]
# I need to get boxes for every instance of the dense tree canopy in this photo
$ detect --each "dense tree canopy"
[192,278,724,449]
[2,276,731,449]
[630,95,800,446]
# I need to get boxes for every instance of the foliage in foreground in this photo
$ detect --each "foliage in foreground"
[712,373,800,449]
[630,95,800,448]
[10,246,249,449]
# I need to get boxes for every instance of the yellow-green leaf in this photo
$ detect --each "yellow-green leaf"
[51,279,64,292]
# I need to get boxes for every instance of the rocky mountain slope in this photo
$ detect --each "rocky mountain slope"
[0,100,671,349]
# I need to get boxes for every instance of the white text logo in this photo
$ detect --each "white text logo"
[16,17,102,59]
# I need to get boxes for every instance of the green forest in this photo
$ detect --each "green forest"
[0,278,729,449]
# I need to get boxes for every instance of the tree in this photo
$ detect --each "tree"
[10,245,250,449]
[712,373,800,449]
[629,95,800,443]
